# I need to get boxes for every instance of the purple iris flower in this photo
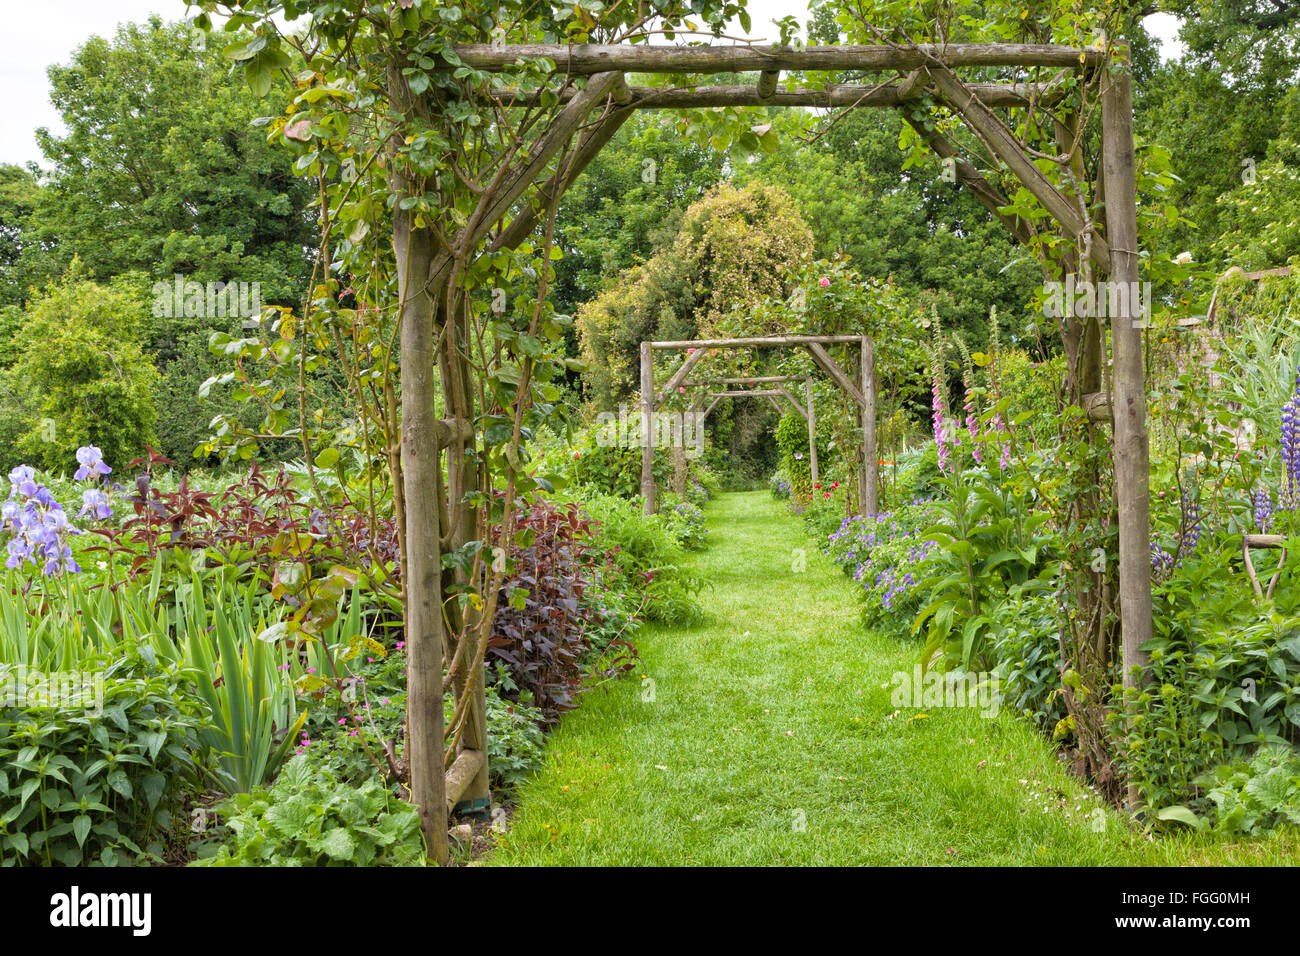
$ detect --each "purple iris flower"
[73,445,112,481]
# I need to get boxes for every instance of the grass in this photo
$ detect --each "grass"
[486,491,1300,866]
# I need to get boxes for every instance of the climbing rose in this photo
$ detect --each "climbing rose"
[819,277,830,287]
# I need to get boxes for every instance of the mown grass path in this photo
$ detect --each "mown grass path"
[486,491,1298,865]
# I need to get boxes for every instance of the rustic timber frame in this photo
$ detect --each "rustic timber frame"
[689,375,821,485]
[641,337,875,514]
[393,36,1154,858]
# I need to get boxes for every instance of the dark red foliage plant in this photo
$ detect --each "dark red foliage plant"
[486,499,634,725]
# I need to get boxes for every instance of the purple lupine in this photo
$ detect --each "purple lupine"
[1254,488,1274,532]
[1181,498,1203,552]
[1150,542,1175,580]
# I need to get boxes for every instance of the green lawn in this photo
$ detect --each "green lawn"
[485,491,1300,866]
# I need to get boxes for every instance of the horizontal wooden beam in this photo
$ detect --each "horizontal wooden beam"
[683,375,808,386]
[496,80,1068,110]
[710,389,784,397]
[651,334,863,350]
[452,43,1102,76]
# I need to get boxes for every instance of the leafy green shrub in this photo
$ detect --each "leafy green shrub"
[990,591,1066,733]
[774,409,830,490]
[663,498,708,550]
[1116,600,1300,818]
[1202,746,1300,836]
[884,445,942,507]
[2,272,159,470]
[0,655,208,866]
[191,754,426,866]
[580,493,705,624]
[913,473,1057,671]
[482,678,547,794]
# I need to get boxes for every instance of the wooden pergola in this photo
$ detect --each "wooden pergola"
[690,374,821,484]
[641,336,876,512]
[384,35,1153,855]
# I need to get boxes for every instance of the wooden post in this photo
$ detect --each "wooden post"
[640,341,656,514]
[1101,48,1152,796]
[861,336,878,515]
[806,379,819,486]
[393,217,448,865]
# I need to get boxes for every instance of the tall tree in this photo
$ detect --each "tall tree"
[27,17,313,303]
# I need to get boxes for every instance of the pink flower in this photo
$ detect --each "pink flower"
[819,277,830,287]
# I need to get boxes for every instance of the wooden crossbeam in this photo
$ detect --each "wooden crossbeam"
[651,334,863,349]
[683,375,806,386]
[497,80,1068,110]
[709,389,784,397]
[452,43,1103,75]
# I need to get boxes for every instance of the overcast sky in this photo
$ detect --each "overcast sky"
[1,1,1186,168]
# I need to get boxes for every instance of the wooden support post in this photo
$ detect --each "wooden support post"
[861,336,878,516]
[1101,50,1152,803]
[393,216,448,865]
[806,379,819,487]
[757,70,780,100]
[640,341,656,514]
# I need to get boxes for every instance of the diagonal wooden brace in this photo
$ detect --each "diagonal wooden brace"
[805,342,866,409]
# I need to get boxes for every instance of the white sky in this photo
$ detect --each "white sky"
[1,1,1186,168]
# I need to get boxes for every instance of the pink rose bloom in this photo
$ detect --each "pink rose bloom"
[819,277,830,287]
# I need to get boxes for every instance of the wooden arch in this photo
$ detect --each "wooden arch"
[689,375,820,485]
[639,335,874,514]
[384,36,1153,856]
